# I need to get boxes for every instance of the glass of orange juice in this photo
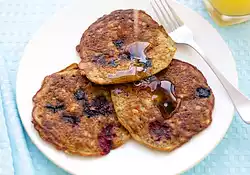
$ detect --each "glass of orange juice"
[203,0,250,26]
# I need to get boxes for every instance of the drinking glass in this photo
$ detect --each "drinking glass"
[203,0,250,26]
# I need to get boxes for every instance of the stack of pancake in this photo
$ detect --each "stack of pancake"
[32,9,214,156]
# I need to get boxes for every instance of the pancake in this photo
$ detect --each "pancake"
[76,9,176,85]
[111,59,214,151]
[32,64,130,156]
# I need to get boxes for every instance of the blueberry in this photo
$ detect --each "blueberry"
[113,39,124,48]
[196,87,211,98]
[83,107,99,118]
[92,54,106,65]
[149,121,172,140]
[45,103,64,113]
[118,52,131,60]
[143,59,152,68]
[90,96,114,116]
[74,89,86,100]
[98,125,114,155]
[108,60,119,67]
[83,96,114,118]
[61,115,80,125]
[97,58,106,65]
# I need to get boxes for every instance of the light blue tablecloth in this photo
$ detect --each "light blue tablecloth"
[0,0,250,174]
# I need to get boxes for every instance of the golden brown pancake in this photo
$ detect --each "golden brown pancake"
[32,64,130,156]
[111,59,214,151]
[76,9,176,84]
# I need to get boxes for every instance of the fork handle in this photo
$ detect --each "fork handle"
[187,40,250,124]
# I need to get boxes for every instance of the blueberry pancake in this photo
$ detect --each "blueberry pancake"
[77,9,176,85]
[32,64,130,156]
[111,59,214,151]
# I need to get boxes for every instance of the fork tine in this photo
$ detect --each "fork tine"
[151,0,173,32]
[163,0,184,26]
[151,2,169,31]
[159,0,179,30]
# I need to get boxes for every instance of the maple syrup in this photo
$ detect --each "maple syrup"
[107,41,151,79]
[135,77,177,119]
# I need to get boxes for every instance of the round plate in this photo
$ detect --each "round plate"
[16,0,237,174]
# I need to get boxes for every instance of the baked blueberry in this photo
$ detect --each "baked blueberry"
[62,115,81,125]
[196,87,211,98]
[113,39,124,49]
[74,89,86,101]
[45,103,64,113]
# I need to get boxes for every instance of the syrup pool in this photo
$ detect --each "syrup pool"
[135,77,177,119]
[107,41,151,79]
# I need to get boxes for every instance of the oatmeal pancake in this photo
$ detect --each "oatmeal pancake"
[77,9,176,84]
[32,64,130,156]
[111,59,214,151]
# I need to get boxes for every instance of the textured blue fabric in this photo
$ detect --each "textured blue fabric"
[0,0,250,174]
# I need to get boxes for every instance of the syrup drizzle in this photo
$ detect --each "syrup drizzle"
[127,42,149,64]
[135,77,177,119]
[107,66,143,79]
[107,41,151,79]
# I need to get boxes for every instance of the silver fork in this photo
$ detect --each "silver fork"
[151,0,250,124]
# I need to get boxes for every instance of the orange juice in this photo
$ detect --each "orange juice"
[203,0,250,26]
[210,0,250,16]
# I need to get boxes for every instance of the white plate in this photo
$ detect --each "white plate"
[16,0,237,174]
